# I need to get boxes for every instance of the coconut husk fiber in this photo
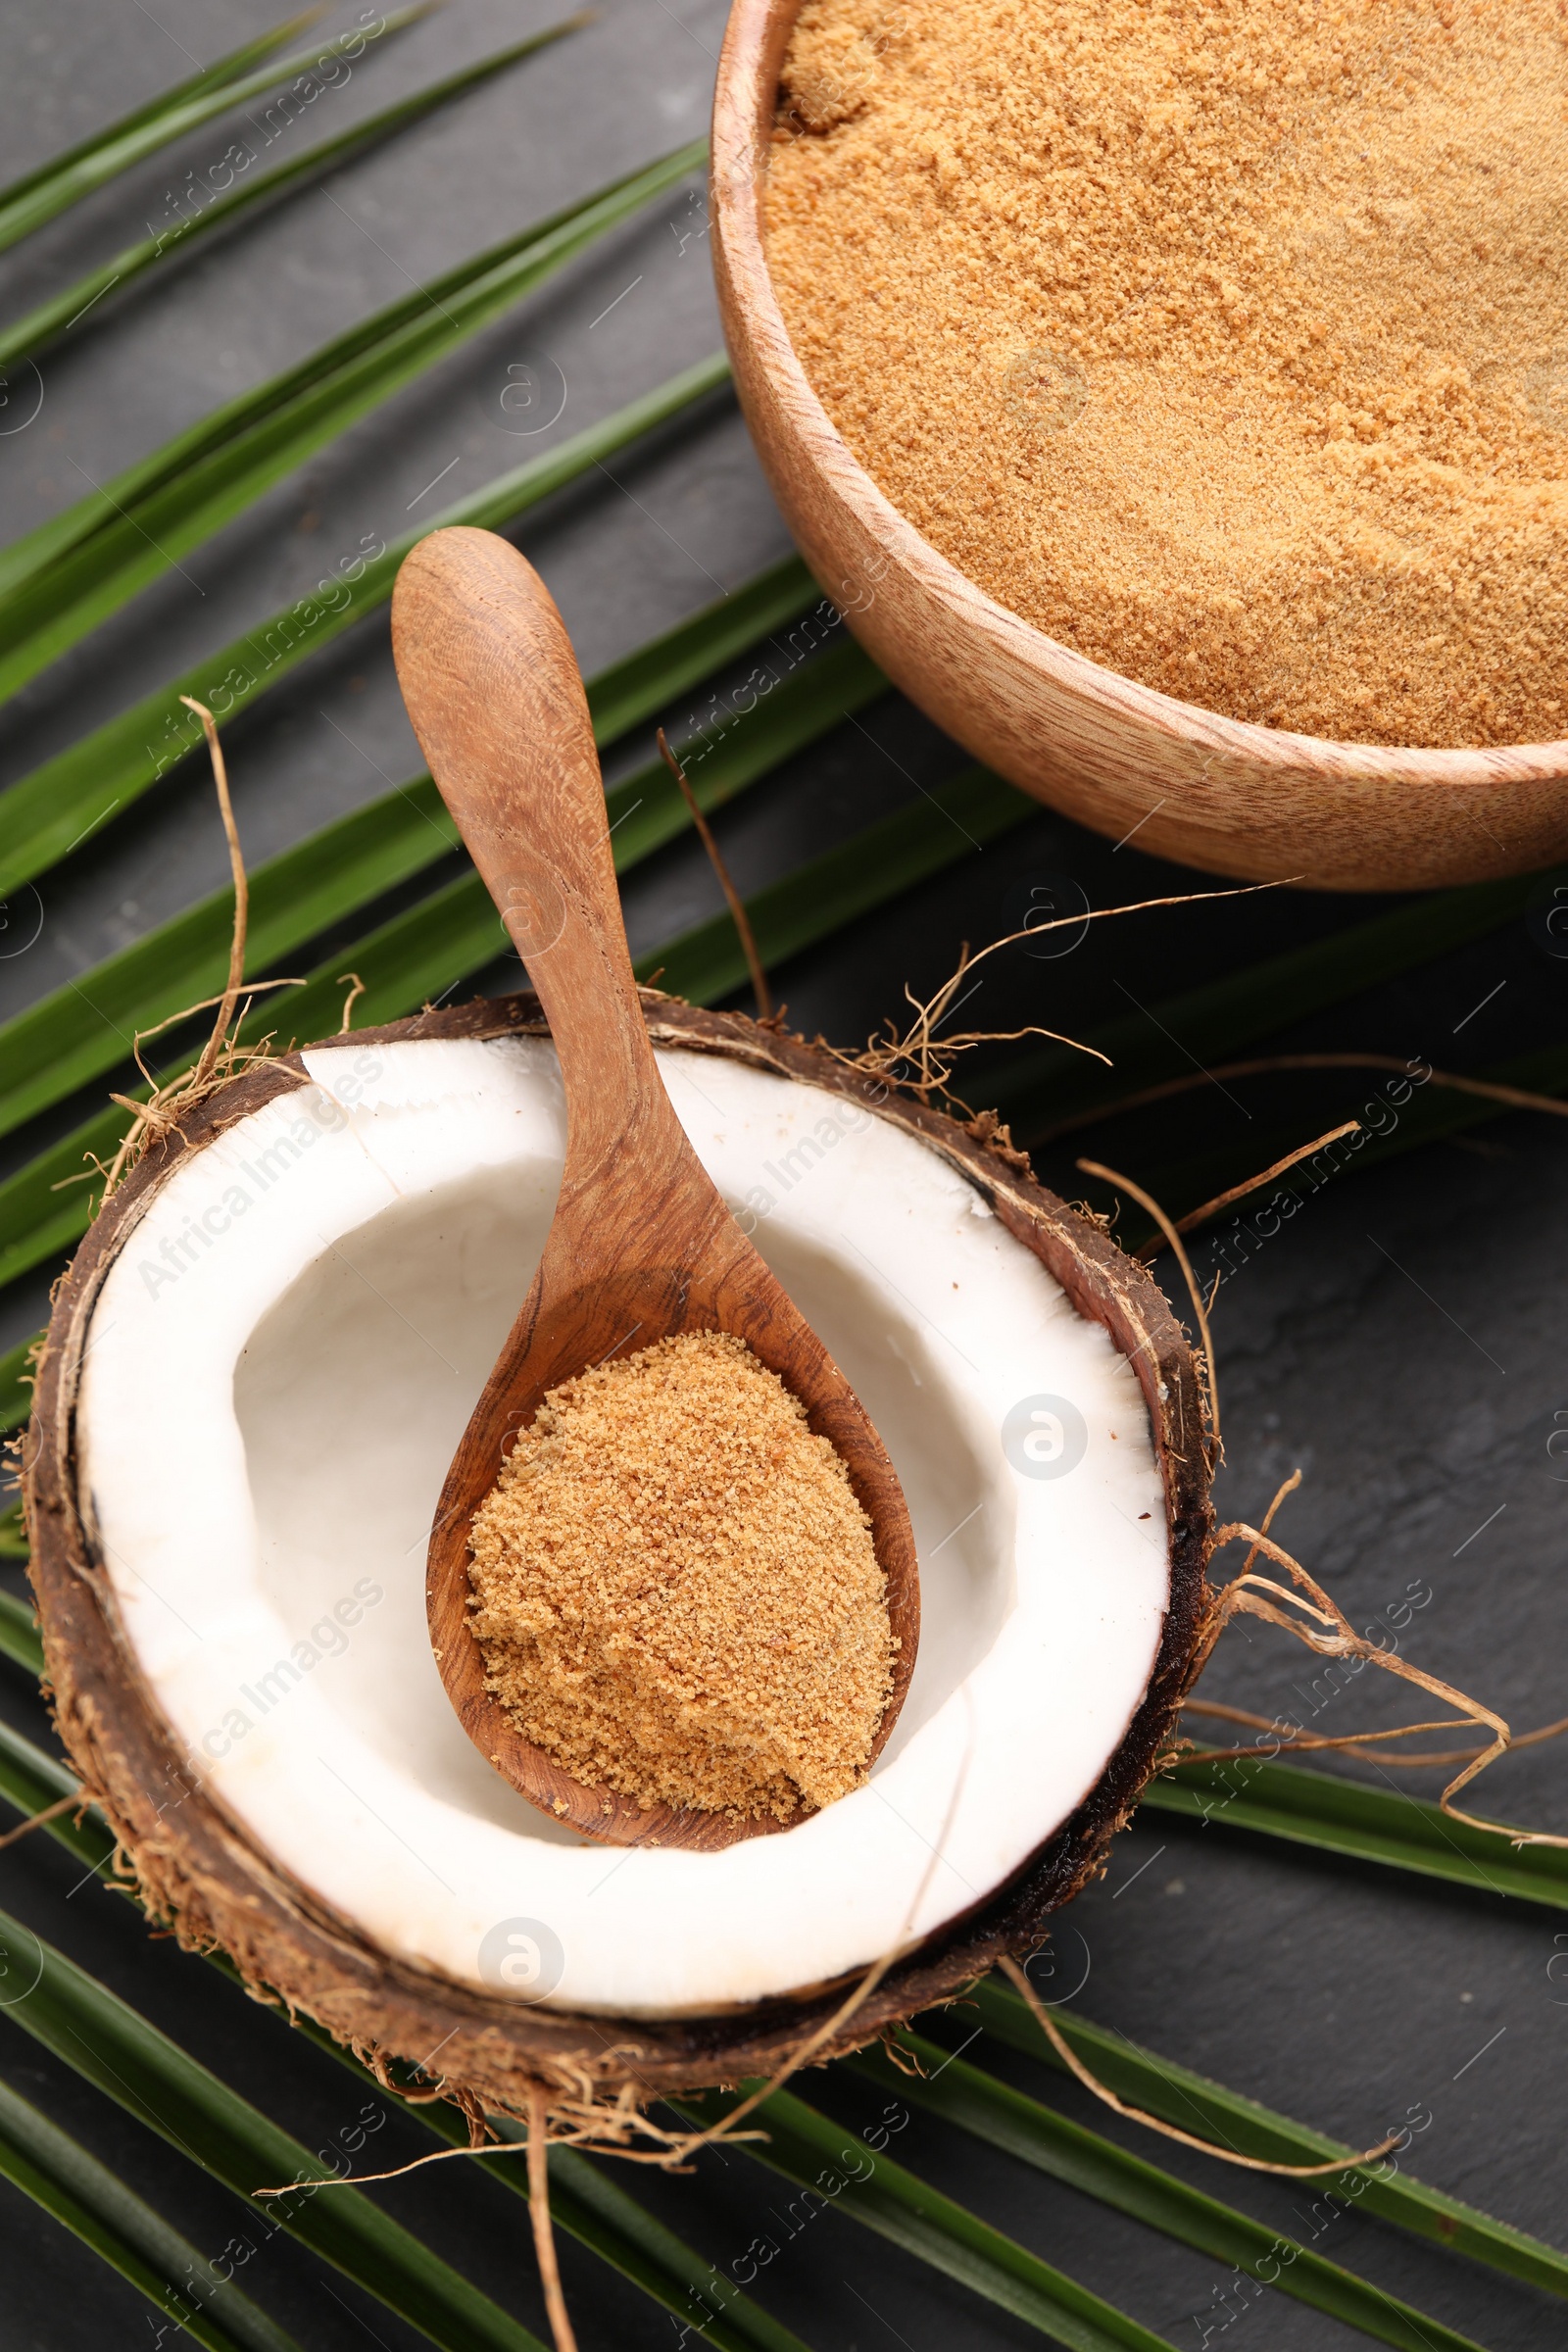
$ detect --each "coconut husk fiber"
[23,991,1212,2118]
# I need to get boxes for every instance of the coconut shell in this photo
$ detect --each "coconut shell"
[24,993,1210,2109]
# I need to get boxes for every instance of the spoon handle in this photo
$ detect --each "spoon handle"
[391,527,682,1181]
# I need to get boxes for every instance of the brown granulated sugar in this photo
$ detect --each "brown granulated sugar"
[765,0,1568,747]
[466,1331,895,1822]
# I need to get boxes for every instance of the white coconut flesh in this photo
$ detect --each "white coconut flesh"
[74,1035,1169,2018]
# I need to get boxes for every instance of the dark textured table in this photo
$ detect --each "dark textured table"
[1,5,1565,2348]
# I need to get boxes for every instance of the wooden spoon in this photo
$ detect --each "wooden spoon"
[390,526,919,1852]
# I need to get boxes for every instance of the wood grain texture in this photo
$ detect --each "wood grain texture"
[24,993,1210,2102]
[389,527,918,1850]
[710,0,1568,893]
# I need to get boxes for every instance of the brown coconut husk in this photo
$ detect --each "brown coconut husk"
[23,989,1212,2119]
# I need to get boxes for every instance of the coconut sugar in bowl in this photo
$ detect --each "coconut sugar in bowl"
[711,0,1568,892]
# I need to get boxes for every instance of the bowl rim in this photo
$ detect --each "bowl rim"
[711,0,1568,788]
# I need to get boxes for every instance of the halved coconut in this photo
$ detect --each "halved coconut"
[25,994,1209,2104]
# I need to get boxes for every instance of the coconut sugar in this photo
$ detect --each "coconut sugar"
[467,1331,895,1823]
[765,0,1568,748]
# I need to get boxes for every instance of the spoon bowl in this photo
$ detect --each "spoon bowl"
[390,526,919,1851]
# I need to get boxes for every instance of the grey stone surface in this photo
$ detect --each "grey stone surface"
[0,5,1564,2349]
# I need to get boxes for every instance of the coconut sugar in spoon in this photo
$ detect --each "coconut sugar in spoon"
[391,527,919,1852]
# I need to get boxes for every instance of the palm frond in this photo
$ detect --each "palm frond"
[0,21,591,374]
[1144,1756,1568,1910]
[1098,1035,1568,1243]
[970,1978,1568,2299]
[608,635,886,872]
[993,871,1551,1145]
[0,750,1008,1294]
[0,1724,812,2352]
[0,1338,34,1440]
[0,2078,305,2352]
[0,1590,43,1673]
[0,1723,112,1873]
[4,1721,1561,2314]
[641,763,1033,1001]
[0,348,729,900]
[550,2140,815,2352]
[0,11,318,220]
[0,779,461,1140]
[0,562,845,1143]
[680,2084,1179,2352]
[582,552,817,745]
[0,8,432,254]
[0,140,706,702]
[0,1892,552,2352]
[341,2084,819,2352]
[850,2035,1484,2352]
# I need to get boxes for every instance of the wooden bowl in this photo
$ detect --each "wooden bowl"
[710,0,1568,893]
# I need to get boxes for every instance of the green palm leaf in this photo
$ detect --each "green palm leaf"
[1090,1034,1568,1245]
[0,107,646,608]
[0,2078,305,2352]
[3,1718,1563,2312]
[0,12,318,221]
[850,2034,1483,2352]
[993,870,1550,1146]
[1144,1755,1568,1910]
[0,1589,43,1672]
[0,562,856,1303]
[484,2130,815,2352]
[601,635,885,871]
[0,1726,811,2352]
[0,1728,99,1866]
[0,782,464,1138]
[0,139,706,703]
[544,2141,815,2352]
[313,2072,817,2352]
[0,764,1554,1415]
[0,1339,33,1441]
[640,761,1032,1002]
[0,753,1015,1295]
[0,347,729,901]
[0,7,431,254]
[0,559,844,1142]
[0,1894,551,2352]
[679,2084,1178,2352]
[0,21,591,374]
[970,1977,1568,2299]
